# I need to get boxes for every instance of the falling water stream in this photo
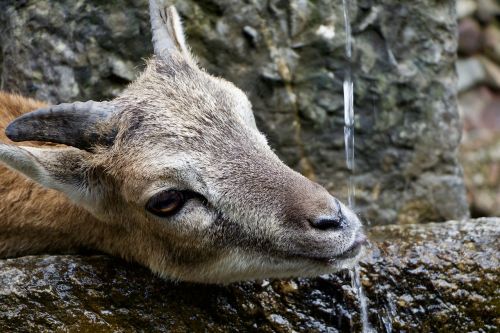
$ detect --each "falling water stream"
[341,1,374,332]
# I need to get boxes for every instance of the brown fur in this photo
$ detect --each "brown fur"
[0,93,96,256]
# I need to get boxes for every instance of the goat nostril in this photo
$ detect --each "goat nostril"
[309,216,345,231]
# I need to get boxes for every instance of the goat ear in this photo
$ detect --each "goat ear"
[0,144,100,205]
[149,1,195,64]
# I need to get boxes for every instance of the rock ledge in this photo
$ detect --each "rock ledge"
[0,218,498,332]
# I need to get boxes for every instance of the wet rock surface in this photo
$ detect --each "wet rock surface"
[0,218,497,332]
[0,0,469,225]
[365,218,499,332]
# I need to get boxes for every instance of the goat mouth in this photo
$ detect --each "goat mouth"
[292,233,368,265]
[331,237,366,261]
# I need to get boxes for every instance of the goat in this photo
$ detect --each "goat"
[0,0,366,283]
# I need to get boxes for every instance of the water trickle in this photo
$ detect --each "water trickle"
[342,0,355,176]
[343,71,354,128]
[350,266,372,333]
[342,0,352,59]
[341,1,374,332]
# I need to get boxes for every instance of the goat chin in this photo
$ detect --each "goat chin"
[146,247,365,284]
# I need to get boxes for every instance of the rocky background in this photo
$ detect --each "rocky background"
[0,1,499,332]
[0,0,470,225]
[456,0,500,217]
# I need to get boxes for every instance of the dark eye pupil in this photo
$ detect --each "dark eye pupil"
[146,190,185,217]
[156,192,182,210]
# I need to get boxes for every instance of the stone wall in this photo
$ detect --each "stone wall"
[0,0,469,224]
[456,0,500,217]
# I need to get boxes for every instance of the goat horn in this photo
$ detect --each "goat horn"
[5,101,117,151]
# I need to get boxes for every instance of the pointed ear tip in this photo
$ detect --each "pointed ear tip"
[150,0,175,10]
[166,5,180,19]
[167,5,178,12]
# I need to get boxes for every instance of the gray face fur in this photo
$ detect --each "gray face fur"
[0,1,366,283]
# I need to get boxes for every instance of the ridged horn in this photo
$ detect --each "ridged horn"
[5,101,117,151]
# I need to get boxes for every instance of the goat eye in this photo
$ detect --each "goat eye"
[146,190,185,217]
